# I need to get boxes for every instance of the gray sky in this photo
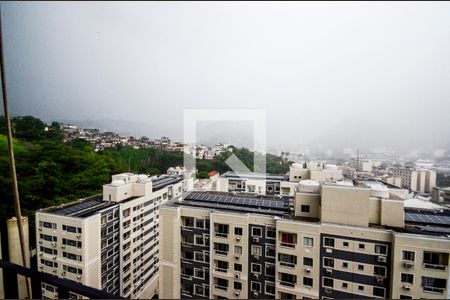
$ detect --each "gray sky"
[2,1,450,151]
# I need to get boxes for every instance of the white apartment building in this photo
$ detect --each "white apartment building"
[392,168,436,193]
[36,172,190,299]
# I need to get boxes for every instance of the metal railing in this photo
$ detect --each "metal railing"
[423,263,447,271]
[0,259,123,299]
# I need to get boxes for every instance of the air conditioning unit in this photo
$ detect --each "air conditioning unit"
[235,290,240,296]
[253,274,259,280]
[38,241,42,244]
[235,273,240,279]
[253,291,259,297]
[62,271,66,276]
[39,265,44,269]
[235,254,240,260]
[377,256,387,263]
[403,285,411,291]
[52,242,56,247]
[38,227,42,231]
[403,262,414,269]
[305,268,311,273]
[325,268,332,275]
[76,235,81,239]
[376,277,384,283]
[325,288,332,294]
[52,269,57,273]
[253,237,260,243]
[235,237,241,241]
[53,256,57,260]
[39,253,43,257]
[61,245,65,249]
[254,255,260,261]
[77,275,82,279]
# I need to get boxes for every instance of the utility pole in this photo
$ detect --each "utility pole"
[0,6,32,298]
[355,149,360,179]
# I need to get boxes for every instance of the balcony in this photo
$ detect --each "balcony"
[423,286,445,294]
[279,261,296,268]
[279,280,296,287]
[214,267,228,273]
[214,232,228,238]
[423,263,447,271]
[280,242,296,249]
[0,259,123,299]
[215,284,228,291]
[214,250,228,256]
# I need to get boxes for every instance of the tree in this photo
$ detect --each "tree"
[13,115,46,141]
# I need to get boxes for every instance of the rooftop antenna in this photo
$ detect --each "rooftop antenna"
[0,6,32,298]
[356,149,360,179]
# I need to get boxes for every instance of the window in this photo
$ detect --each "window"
[358,243,365,249]
[323,278,333,288]
[234,227,243,236]
[196,219,204,228]
[324,258,334,268]
[303,257,313,267]
[324,237,334,247]
[401,273,413,284]
[266,227,276,239]
[303,237,314,247]
[402,250,415,261]
[280,273,296,287]
[342,262,348,268]
[251,281,261,292]
[342,282,348,288]
[266,245,275,257]
[265,263,275,277]
[280,232,297,248]
[280,292,296,299]
[358,285,364,291]
[374,266,386,277]
[234,264,242,272]
[399,295,412,299]
[216,260,228,272]
[375,244,387,255]
[373,287,385,297]
[216,278,228,290]
[279,253,297,267]
[422,276,446,293]
[40,221,57,229]
[63,252,82,261]
[62,238,82,248]
[234,281,242,290]
[216,223,229,236]
[184,217,194,227]
[265,282,275,295]
[234,245,242,254]
[252,263,261,273]
[252,227,262,237]
[301,205,310,213]
[62,225,81,233]
[40,234,57,242]
[358,264,364,271]
[251,245,262,256]
[343,241,349,247]
[303,277,313,287]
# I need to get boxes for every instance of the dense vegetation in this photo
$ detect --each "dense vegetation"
[437,172,450,187]
[0,115,291,222]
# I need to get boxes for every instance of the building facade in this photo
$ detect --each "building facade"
[159,180,450,299]
[36,173,190,299]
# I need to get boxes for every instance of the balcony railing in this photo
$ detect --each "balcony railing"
[0,259,123,299]
[423,263,447,271]
[280,242,296,248]
[423,286,445,294]
[279,261,296,268]
[215,232,228,238]
[214,267,228,273]
[215,284,228,291]
[214,250,228,256]
[279,280,296,287]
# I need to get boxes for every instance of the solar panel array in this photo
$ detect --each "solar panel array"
[185,192,285,210]
[405,212,450,226]
[181,201,288,217]
[54,199,107,216]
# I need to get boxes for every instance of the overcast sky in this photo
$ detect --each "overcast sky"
[2,1,450,151]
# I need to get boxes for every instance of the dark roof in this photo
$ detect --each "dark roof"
[41,195,117,218]
[221,171,288,181]
[152,175,184,191]
[171,191,293,218]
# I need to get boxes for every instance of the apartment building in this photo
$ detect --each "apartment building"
[36,172,189,299]
[159,179,450,299]
[216,171,290,196]
[289,162,343,183]
[392,168,436,193]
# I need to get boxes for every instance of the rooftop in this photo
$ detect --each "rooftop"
[152,175,184,191]
[221,171,288,181]
[167,191,293,218]
[40,195,117,218]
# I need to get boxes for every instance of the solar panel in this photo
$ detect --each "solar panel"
[405,212,450,225]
